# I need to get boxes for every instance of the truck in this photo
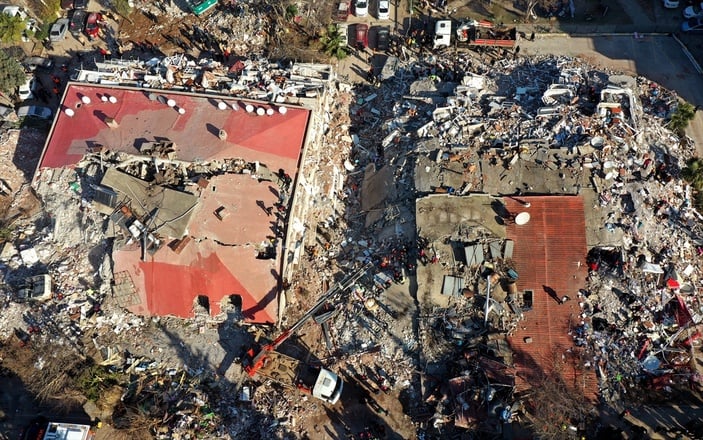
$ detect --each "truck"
[433,19,518,49]
[244,263,371,404]
[335,1,351,21]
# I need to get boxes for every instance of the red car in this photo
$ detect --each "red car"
[355,23,368,49]
[85,12,104,39]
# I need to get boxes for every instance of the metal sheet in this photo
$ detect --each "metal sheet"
[464,244,484,266]
[442,275,464,296]
[503,239,514,259]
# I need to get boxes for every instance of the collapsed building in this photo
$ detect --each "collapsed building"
[1,42,703,437]
[29,63,335,323]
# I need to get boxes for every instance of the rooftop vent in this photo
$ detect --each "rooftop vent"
[64,108,75,117]
[109,96,117,104]
[278,106,287,115]
[218,101,227,110]
[167,99,176,107]
[266,108,274,116]
[81,95,91,105]
[256,107,265,116]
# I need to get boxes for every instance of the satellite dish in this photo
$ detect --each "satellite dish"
[515,212,531,225]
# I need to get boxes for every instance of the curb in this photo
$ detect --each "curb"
[528,32,703,75]
[534,32,671,38]
[671,33,703,74]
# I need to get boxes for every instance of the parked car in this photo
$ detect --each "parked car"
[683,2,703,18]
[376,26,390,51]
[188,0,218,15]
[682,16,703,31]
[18,76,35,101]
[0,105,14,121]
[337,22,349,47]
[69,9,87,35]
[85,12,104,39]
[1,5,27,19]
[355,23,369,49]
[23,56,53,72]
[49,18,69,42]
[378,0,390,19]
[17,106,52,120]
[355,0,368,16]
[61,0,88,8]
[663,0,679,8]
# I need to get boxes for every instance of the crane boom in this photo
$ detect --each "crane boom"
[245,262,372,376]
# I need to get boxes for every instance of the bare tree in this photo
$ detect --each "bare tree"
[522,0,561,19]
[521,349,595,439]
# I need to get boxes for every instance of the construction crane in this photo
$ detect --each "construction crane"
[244,262,372,403]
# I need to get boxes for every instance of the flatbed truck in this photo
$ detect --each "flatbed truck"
[434,19,518,49]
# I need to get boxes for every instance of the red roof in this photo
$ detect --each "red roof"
[39,83,308,172]
[504,196,598,400]
[40,84,310,323]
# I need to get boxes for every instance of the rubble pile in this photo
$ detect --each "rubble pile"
[124,0,270,56]
[2,31,703,435]
[72,56,333,104]
[294,51,703,435]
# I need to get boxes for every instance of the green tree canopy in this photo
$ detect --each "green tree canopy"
[0,13,27,43]
[682,157,703,210]
[0,50,26,95]
[669,101,696,135]
[320,24,348,60]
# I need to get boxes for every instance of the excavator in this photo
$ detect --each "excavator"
[243,262,372,403]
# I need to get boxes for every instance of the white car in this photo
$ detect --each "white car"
[684,2,703,18]
[337,23,349,47]
[18,76,35,101]
[355,0,368,16]
[49,18,69,42]
[17,105,52,120]
[378,0,390,19]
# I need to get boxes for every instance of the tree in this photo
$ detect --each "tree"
[0,13,27,43]
[0,49,27,96]
[320,24,348,60]
[521,0,561,19]
[682,157,703,189]
[285,4,299,21]
[669,101,696,135]
[681,157,703,209]
[113,0,133,18]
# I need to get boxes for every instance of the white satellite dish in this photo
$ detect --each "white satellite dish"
[515,212,531,225]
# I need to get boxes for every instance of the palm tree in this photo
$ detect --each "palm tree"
[320,24,348,60]
[668,101,696,135]
[682,157,703,191]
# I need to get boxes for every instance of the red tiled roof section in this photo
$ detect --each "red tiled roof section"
[40,83,309,172]
[504,195,598,401]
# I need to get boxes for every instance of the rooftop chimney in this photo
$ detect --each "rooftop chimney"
[218,129,227,140]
